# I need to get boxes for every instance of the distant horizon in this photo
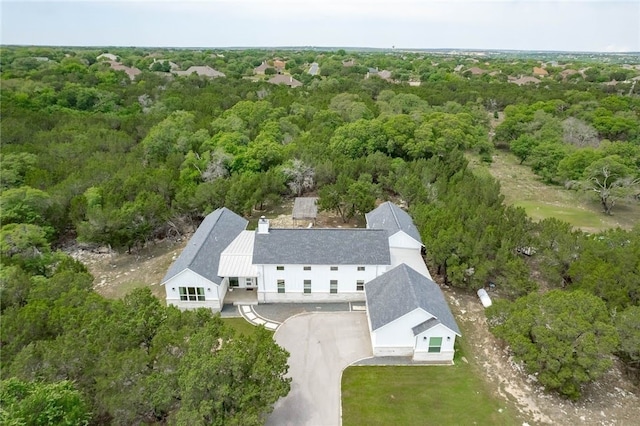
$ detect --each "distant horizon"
[3,44,640,56]
[2,1,639,53]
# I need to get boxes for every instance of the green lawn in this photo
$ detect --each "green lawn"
[221,317,264,335]
[513,200,612,230]
[342,350,519,426]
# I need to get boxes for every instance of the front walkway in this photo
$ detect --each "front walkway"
[238,305,280,330]
[235,302,366,330]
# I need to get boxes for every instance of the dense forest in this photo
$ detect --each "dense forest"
[1,46,639,422]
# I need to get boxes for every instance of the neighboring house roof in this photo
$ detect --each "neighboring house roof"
[162,207,248,284]
[508,76,541,86]
[366,202,422,244]
[467,67,485,75]
[253,228,390,265]
[254,61,272,75]
[174,66,225,77]
[97,53,118,61]
[150,59,179,70]
[378,70,393,80]
[342,59,356,67]
[268,74,303,88]
[273,60,286,70]
[107,61,141,80]
[365,264,460,335]
[218,230,257,278]
[533,66,548,76]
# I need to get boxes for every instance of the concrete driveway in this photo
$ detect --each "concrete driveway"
[266,312,372,426]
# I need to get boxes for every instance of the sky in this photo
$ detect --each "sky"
[1,0,639,52]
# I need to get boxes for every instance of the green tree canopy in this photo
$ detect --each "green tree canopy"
[488,290,619,399]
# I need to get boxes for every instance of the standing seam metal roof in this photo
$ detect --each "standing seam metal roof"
[365,202,423,244]
[162,208,248,284]
[365,264,460,335]
[253,228,390,265]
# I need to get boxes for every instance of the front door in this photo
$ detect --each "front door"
[229,277,239,288]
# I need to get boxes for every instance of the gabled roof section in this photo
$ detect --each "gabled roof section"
[162,207,248,284]
[365,264,460,335]
[365,202,422,244]
[253,229,390,265]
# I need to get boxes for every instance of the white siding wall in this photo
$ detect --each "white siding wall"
[413,323,457,363]
[257,264,387,303]
[371,308,429,356]
[164,269,222,311]
[389,232,422,250]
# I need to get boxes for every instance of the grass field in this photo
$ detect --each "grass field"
[342,354,519,426]
[342,306,525,426]
[468,151,640,233]
[222,317,264,335]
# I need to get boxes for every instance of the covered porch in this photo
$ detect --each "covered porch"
[218,230,259,305]
[224,286,258,305]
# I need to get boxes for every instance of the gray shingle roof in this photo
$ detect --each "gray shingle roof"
[365,264,460,335]
[365,202,422,244]
[162,208,248,284]
[253,229,390,265]
[412,318,440,336]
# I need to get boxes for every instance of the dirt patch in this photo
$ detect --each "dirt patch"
[446,287,639,425]
[68,238,188,301]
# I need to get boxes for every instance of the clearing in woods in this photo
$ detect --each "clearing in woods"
[468,151,640,233]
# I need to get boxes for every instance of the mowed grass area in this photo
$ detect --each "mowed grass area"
[342,360,518,426]
[342,293,525,426]
[468,151,640,233]
[222,317,264,335]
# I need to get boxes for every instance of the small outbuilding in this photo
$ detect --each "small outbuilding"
[292,197,318,226]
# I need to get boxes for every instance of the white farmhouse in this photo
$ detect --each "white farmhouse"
[162,202,461,363]
[252,217,390,302]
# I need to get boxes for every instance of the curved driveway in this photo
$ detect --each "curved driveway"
[266,312,372,426]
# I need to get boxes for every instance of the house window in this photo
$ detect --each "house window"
[229,277,239,287]
[179,287,205,301]
[428,337,443,353]
[303,266,311,271]
[304,280,311,294]
[357,266,365,271]
[276,266,285,271]
[330,280,338,294]
[356,280,365,291]
[277,280,285,293]
[330,266,338,271]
